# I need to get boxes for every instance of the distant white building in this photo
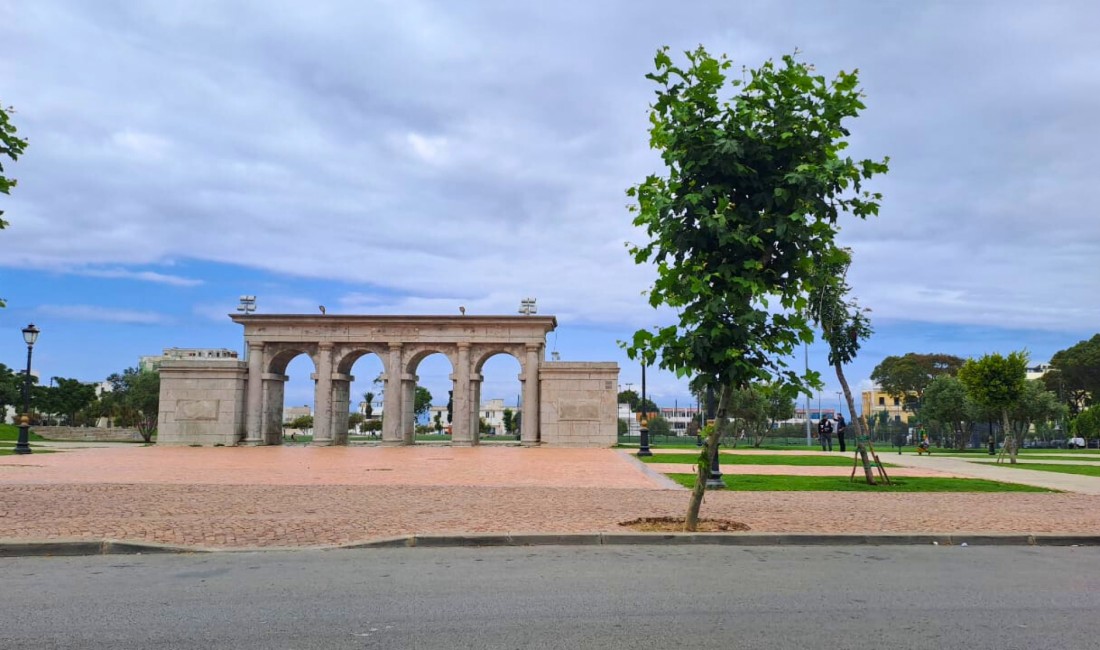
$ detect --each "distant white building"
[427,398,518,435]
[1026,363,1052,381]
[140,347,239,371]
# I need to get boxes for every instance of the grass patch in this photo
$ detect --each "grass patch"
[638,452,896,468]
[0,424,45,442]
[995,463,1100,478]
[0,447,54,456]
[667,473,1053,492]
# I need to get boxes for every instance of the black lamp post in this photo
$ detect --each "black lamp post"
[704,385,724,489]
[637,362,652,457]
[14,323,39,455]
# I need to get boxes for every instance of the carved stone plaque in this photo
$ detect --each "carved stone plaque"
[176,399,219,421]
[559,400,599,421]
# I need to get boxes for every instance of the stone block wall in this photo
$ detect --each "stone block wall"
[157,360,248,446]
[538,362,619,447]
[33,426,145,442]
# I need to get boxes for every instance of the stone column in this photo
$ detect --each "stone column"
[382,343,403,446]
[243,342,265,445]
[261,372,288,445]
[465,372,482,447]
[401,374,417,444]
[312,343,334,445]
[451,344,472,445]
[521,344,542,446]
[330,372,353,445]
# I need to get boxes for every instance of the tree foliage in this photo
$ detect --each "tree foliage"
[624,46,887,528]
[414,386,432,420]
[922,375,978,450]
[101,367,160,442]
[35,378,97,425]
[870,353,965,411]
[1044,334,1100,414]
[0,363,24,420]
[1,102,28,228]
[957,352,1028,462]
[646,414,672,438]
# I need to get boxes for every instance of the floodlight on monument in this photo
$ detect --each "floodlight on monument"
[237,295,257,315]
[519,298,537,316]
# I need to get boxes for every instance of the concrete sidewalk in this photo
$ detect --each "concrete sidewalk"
[884,453,1100,495]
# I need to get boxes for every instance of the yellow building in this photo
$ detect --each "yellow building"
[861,387,915,424]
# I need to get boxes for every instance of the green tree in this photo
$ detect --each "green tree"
[286,414,313,431]
[618,418,629,436]
[957,352,1028,463]
[446,390,453,424]
[102,368,161,442]
[1044,334,1100,415]
[362,391,376,419]
[922,375,978,450]
[807,248,876,482]
[347,412,365,432]
[1,103,28,309]
[870,353,965,413]
[646,414,672,439]
[1008,380,1065,444]
[0,363,21,419]
[617,389,658,414]
[1071,408,1100,442]
[414,386,432,421]
[625,46,887,529]
[48,378,97,425]
[502,408,514,435]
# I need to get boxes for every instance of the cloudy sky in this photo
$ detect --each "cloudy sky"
[1,0,1097,414]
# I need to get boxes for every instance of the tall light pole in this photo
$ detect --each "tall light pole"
[14,323,40,455]
[637,362,652,456]
[804,343,811,446]
[236,295,256,361]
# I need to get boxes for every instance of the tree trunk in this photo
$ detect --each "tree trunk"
[684,384,732,531]
[1002,409,1017,464]
[834,360,875,485]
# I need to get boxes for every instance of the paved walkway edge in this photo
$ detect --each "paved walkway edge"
[4,533,1100,557]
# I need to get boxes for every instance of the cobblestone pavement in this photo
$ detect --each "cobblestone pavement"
[1,446,1098,548]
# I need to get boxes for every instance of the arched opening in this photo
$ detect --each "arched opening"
[475,351,524,444]
[405,350,454,444]
[340,349,386,445]
[267,348,317,445]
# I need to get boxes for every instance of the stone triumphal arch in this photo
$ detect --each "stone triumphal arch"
[157,314,619,447]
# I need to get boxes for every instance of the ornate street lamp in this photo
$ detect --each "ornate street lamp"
[637,362,652,457]
[14,323,40,455]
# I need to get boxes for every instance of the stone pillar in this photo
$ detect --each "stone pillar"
[261,372,288,445]
[401,374,416,444]
[312,343,334,446]
[521,344,542,446]
[243,342,265,445]
[330,372,353,445]
[382,343,403,446]
[451,343,472,445]
[463,372,482,447]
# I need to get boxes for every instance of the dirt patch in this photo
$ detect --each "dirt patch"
[619,516,751,532]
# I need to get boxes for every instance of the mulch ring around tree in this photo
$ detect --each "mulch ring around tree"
[619,516,751,532]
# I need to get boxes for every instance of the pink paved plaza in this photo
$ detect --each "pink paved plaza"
[2,446,1098,548]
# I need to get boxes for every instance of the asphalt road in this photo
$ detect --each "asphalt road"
[2,545,1097,649]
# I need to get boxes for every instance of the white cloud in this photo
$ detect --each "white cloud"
[77,268,202,287]
[38,305,169,324]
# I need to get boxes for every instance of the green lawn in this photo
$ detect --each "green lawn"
[994,463,1100,478]
[637,452,896,468]
[0,423,45,442]
[668,473,1053,492]
[0,447,53,456]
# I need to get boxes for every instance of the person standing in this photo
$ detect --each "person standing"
[818,417,833,451]
[835,413,848,453]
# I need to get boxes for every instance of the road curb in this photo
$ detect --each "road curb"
[4,532,1100,557]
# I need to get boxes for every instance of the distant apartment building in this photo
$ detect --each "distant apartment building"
[861,387,913,424]
[1026,363,1051,381]
[283,405,311,423]
[139,347,239,371]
